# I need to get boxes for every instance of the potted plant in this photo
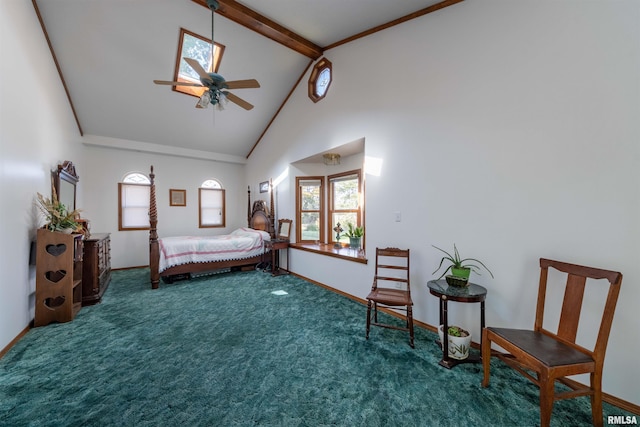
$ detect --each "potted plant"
[438,325,472,360]
[344,223,364,249]
[432,244,493,286]
[36,188,82,233]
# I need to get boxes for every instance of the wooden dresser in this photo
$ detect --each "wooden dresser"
[82,233,111,306]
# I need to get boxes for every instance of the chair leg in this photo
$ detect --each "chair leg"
[481,328,491,387]
[407,305,415,348]
[539,372,555,427]
[590,371,604,427]
[366,300,372,340]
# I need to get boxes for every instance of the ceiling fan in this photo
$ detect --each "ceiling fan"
[153,0,260,110]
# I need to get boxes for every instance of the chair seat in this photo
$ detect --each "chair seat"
[487,327,593,367]
[367,288,412,306]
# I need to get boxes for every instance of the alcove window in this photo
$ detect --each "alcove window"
[118,172,151,231]
[199,179,225,228]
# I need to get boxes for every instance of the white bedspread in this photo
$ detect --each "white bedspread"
[158,228,270,273]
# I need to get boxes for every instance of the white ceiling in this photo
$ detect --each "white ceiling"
[35,0,450,161]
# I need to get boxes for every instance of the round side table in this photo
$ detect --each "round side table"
[427,279,487,369]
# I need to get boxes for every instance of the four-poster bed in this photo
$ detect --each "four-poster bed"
[148,166,274,289]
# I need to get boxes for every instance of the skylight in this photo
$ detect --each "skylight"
[173,28,225,98]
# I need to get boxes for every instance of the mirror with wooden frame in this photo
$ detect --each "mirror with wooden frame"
[277,219,292,241]
[53,161,79,211]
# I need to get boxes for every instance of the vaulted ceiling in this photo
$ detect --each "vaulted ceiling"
[34,0,461,162]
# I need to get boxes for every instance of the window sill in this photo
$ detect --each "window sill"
[290,243,367,264]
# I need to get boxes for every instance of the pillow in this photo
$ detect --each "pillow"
[231,227,271,241]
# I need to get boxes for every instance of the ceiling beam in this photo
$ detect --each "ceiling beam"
[192,0,324,60]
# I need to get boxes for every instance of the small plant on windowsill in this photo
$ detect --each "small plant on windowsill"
[345,223,364,249]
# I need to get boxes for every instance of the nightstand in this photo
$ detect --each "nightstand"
[267,239,289,276]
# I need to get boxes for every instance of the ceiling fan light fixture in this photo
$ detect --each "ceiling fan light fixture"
[323,153,341,166]
[196,90,211,109]
[215,92,228,111]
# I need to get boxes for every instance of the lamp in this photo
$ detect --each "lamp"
[323,153,341,166]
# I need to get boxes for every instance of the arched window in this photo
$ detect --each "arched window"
[199,179,225,228]
[118,172,151,230]
[201,179,222,189]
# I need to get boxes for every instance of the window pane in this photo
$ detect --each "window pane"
[202,208,223,225]
[174,29,225,98]
[301,212,320,241]
[201,179,221,189]
[333,178,358,210]
[201,189,222,208]
[123,185,150,207]
[180,33,213,80]
[123,173,150,184]
[200,188,225,227]
[120,183,150,229]
[333,213,357,243]
[301,183,321,210]
[123,207,149,228]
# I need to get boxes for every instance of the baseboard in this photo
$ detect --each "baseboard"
[290,271,640,416]
[0,325,31,360]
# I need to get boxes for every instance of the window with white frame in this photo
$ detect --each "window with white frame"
[199,179,225,228]
[118,172,151,231]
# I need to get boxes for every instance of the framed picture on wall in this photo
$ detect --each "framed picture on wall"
[170,189,186,206]
[259,181,269,193]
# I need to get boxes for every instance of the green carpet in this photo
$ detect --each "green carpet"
[0,269,634,426]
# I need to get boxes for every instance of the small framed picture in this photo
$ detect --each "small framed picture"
[259,181,269,193]
[169,189,186,206]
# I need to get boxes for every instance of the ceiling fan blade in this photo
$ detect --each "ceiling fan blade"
[224,79,260,89]
[153,80,203,87]
[184,58,212,83]
[225,92,254,110]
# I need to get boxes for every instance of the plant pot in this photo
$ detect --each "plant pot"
[445,275,469,287]
[438,325,472,360]
[451,267,471,280]
[349,237,361,249]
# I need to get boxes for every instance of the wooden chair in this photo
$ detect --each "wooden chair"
[366,247,414,348]
[481,258,622,427]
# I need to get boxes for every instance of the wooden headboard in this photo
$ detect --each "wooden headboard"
[247,179,275,237]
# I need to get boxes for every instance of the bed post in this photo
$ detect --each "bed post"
[247,185,251,227]
[269,178,275,237]
[149,165,160,289]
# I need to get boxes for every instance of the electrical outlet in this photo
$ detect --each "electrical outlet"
[394,211,401,222]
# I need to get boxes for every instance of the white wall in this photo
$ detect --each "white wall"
[2,0,638,408]
[246,0,640,405]
[0,1,85,349]
[82,141,247,269]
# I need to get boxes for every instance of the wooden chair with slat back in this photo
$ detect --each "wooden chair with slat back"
[481,258,623,427]
[366,247,414,348]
